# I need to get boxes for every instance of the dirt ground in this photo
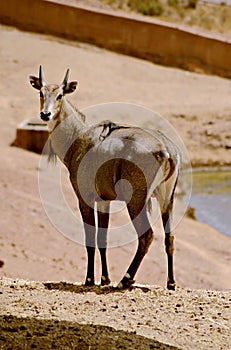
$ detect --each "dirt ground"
[0,22,231,349]
[0,278,230,349]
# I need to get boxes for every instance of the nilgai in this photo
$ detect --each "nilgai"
[30,66,180,290]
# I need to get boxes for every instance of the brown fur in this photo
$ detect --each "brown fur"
[30,67,180,290]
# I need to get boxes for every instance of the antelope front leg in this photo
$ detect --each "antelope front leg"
[97,201,111,286]
[79,201,96,286]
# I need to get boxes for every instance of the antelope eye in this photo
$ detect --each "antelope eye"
[56,93,63,100]
[40,91,44,98]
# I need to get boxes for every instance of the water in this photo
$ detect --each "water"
[202,0,231,5]
[188,169,231,237]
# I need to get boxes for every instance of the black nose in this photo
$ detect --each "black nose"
[40,112,51,121]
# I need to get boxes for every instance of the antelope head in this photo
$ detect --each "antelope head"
[29,66,78,123]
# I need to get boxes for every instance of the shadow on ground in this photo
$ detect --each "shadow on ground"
[0,315,179,350]
[43,281,151,294]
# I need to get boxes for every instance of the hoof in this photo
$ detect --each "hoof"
[117,274,135,290]
[101,276,111,286]
[84,277,95,286]
[167,282,176,291]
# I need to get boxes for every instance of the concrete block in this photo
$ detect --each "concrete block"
[13,118,49,154]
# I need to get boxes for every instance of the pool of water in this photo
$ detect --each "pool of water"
[188,169,231,237]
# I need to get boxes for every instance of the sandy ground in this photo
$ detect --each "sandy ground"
[0,278,230,349]
[0,23,231,349]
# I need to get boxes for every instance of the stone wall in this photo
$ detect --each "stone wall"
[1,0,231,77]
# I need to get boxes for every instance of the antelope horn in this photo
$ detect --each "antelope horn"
[61,68,69,87]
[39,65,46,86]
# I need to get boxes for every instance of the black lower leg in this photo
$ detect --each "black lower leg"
[99,248,111,286]
[97,202,111,286]
[118,228,153,289]
[163,208,176,290]
[79,201,96,286]
[165,235,175,290]
[117,205,153,289]
[85,246,95,286]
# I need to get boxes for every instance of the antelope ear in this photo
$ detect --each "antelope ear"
[29,75,42,90]
[63,81,78,94]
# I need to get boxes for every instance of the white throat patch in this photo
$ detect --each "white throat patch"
[47,118,58,132]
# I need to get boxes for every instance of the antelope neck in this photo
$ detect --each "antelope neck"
[49,98,86,162]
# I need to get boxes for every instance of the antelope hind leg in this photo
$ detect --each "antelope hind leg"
[117,207,153,289]
[162,207,176,290]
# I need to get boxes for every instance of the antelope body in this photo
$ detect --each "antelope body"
[30,67,180,290]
